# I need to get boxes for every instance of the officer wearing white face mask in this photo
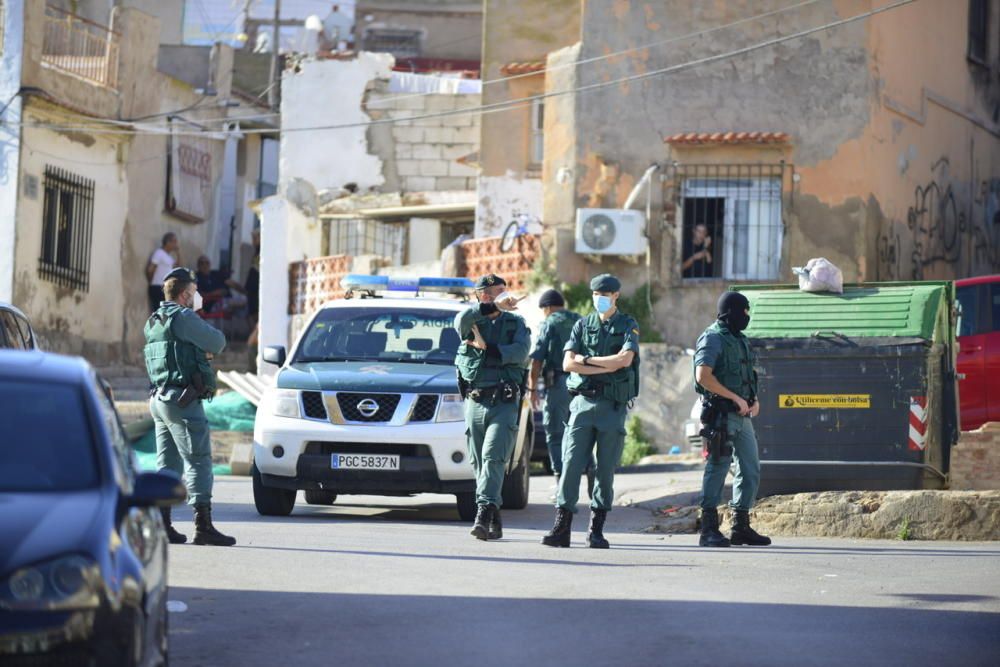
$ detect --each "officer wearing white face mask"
[542,273,641,549]
[144,267,235,547]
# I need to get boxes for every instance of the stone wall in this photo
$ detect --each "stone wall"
[366,83,480,194]
[950,423,1000,491]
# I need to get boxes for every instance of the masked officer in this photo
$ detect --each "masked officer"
[694,291,771,548]
[145,267,236,547]
[528,289,581,489]
[542,274,640,549]
[454,274,530,541]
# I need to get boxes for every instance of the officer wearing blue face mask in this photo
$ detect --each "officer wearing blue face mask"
[542,273,640,549]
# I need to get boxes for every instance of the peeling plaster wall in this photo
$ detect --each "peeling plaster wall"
[280,54,394,193]
[15,108,129,361]
[476,173,544,238]
[0,0,25,303]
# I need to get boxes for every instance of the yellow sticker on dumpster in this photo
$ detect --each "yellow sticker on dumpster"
[779,394,871,409]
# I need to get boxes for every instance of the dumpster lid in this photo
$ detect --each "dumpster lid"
[736,282,950,340]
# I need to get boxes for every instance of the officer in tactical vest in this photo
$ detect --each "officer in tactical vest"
[693,291,771,548]
[454,274,530,541]
[145,267,236,547]
[528,289,582,494]
[542,274,640,549]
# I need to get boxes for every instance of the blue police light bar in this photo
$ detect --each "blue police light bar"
[342,274,474,294]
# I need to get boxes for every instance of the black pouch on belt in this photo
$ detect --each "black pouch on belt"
[176,385,199,408]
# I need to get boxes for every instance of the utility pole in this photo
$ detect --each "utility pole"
[267,0,281,110]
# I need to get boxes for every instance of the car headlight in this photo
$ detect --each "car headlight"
[1,555,100,611]
[436,394,464,422]
[271,389,302,419]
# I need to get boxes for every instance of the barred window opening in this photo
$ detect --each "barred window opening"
[39,166,95,292]
[674,164,787,282]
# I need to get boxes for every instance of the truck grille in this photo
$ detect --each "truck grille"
[336,393,401,422]
[409,394,439,422]
[304,442,432,457]
[301,391,328,419]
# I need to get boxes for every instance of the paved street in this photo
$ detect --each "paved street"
[168,471,1000,667]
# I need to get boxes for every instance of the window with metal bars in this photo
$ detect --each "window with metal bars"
[39,166,95,291]
[329,218,406,266]
[362,28,421,59]
[673,164,787,282]
[968,0,989,65]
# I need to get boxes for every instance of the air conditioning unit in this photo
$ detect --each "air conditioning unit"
[575,208,648,255]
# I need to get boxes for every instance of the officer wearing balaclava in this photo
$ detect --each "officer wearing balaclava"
[692,291,772,547]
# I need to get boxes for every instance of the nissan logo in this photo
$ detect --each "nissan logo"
[356,398,380,418]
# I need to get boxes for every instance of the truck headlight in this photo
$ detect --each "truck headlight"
[1,555,100,611]
[436,394,464,422]
[272,389,302,419]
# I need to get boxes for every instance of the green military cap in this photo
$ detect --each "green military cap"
[454,307,488,339]
[474,274,507,290]
[590,273,621,292]
[164,267,197,283]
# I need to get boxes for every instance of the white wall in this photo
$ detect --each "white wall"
[0,0,25,303]
[279,53,394,193]
[407,217,442,264]
[475,173,544,238]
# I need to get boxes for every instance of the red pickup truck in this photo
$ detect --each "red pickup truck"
[956,275,1000,431]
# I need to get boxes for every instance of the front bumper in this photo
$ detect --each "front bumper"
[254,414,473,493]
[0,610,100,666]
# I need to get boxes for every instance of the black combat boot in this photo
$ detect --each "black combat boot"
[193,503,236,547]
[541,508,573,547]
[471,504,491,541]
[730,509,772,546]
[587,508,610,549]
[160,506,187,545]
[487,505,502,540]
[698,507,731,548]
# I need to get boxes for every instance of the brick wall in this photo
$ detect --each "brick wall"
[288,255,352,316]
[459,234,538,293]
[950,423,1000,490]
[367,84,480,193]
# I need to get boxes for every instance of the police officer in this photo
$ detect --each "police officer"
[542,274,640,549]
[528,289,581,490]
[145,267,236,547]
[454,274,531,541]
[693,291,771,548]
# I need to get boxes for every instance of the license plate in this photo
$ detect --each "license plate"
[330,453,400,470]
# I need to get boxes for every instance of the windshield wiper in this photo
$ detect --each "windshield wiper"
[294,356,376,363]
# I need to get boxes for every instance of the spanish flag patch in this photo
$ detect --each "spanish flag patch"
[632,328,640,335]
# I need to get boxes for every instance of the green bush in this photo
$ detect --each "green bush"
[619,414,655,467]
[560,281,663,343]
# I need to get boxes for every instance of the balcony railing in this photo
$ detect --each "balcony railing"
[42,6,120,89]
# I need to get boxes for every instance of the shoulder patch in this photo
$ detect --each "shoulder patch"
[632,328,640,335]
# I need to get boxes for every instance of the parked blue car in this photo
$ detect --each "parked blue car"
[0,351,186,666]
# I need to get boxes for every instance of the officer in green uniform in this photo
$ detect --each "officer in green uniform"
[454,274,530,541]
[528,289,581,487]
[145,267,236,547]
[693,291,771,548]
[542,274,640,549]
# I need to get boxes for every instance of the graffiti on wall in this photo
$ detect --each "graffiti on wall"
[877,156,1000,281]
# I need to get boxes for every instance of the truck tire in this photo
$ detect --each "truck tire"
[305,490,338,505]
[455,492,477,521]
[252,463,296,516]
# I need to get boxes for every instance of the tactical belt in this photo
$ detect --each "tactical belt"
[468,383,520,404]
[568,387,601,399]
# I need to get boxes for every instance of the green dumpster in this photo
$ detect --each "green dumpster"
[737,282,960,496]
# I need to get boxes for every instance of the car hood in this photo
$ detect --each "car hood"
[278,361,459,394]
[0,491,104,576]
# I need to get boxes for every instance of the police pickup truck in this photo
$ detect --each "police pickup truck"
[252,275,534,521]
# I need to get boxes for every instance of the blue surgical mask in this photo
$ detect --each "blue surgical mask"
[593,295,612,314]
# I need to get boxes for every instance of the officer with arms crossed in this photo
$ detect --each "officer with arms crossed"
[145,267,236,547]
[694,291,771,548]
[527,289,581,490]
[454,274,530,541]
[542,274,640,549]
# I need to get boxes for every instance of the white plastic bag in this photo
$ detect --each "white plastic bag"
[792,257,844,294]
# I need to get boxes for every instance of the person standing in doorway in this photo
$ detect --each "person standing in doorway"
[147,233,181,312]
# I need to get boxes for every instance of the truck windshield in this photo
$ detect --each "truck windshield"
[0,380,100,492]
[294,307,461,365]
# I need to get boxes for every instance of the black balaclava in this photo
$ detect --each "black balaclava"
[717,291,751,333]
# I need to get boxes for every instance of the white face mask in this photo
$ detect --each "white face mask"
[191,290,203,312]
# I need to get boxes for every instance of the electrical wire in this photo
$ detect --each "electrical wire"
[2,0,916,139]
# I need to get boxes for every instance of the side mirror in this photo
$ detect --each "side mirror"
[263,345,286,366]
[128,471,187,508]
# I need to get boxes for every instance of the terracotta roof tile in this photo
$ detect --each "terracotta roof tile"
[500,61,546,76]
[664,131,790,146]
